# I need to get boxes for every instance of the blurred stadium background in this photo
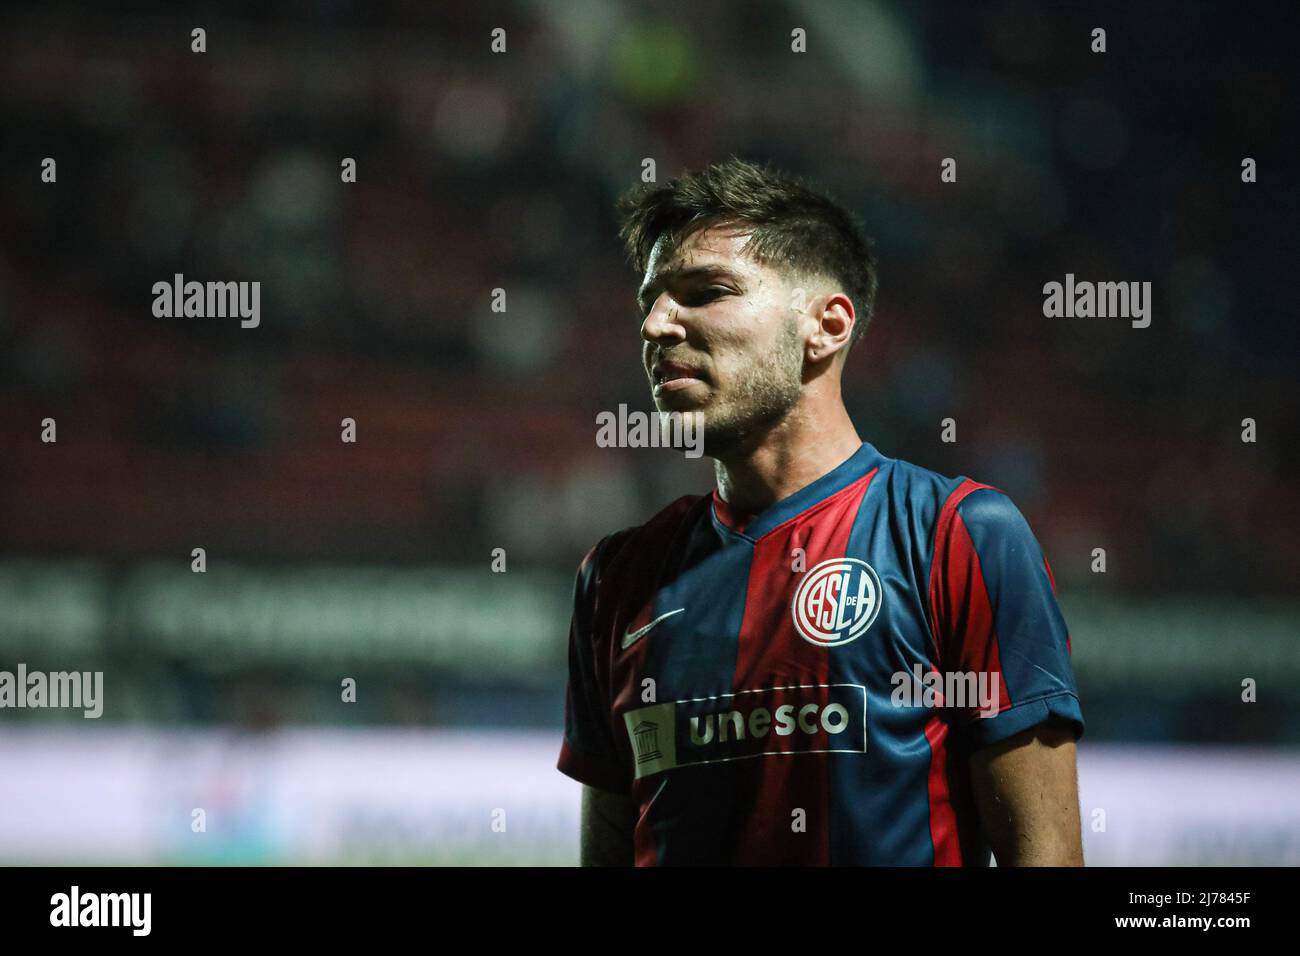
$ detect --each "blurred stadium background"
[1,0,1297,864]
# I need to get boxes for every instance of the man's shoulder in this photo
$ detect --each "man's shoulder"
[577,493,709,582]
[865,449,1039,552]
[876,455,1044,562]
[869,450,986,518]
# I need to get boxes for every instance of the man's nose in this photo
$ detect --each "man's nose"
[641,295,686,344]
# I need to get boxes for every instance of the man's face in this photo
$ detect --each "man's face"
[638,225,806,455]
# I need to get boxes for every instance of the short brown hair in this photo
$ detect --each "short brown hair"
[617,157,879,347]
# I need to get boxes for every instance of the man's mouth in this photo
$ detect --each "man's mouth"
[651,361,708,396]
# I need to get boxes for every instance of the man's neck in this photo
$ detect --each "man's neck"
[712,402,863,518]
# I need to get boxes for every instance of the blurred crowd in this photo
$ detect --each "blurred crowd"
[3,1,1296,596]
[0,4,1295,602]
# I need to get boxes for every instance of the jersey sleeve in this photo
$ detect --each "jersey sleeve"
[929,483,1084,748]
[557,538,632,793]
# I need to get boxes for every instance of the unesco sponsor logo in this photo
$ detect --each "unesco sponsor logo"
[623,684,867,779]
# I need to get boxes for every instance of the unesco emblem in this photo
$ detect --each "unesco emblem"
[631,720,663,764]
[791,558,883,647]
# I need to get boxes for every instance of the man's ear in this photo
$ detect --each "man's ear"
[807,293,855,362]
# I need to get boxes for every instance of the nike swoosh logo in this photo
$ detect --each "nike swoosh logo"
[621,608,685,650]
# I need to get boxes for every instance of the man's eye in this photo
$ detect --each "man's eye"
[683,287,728,306]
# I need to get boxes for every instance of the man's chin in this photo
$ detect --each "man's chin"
[652,387,711,414]
[700,403,800,460]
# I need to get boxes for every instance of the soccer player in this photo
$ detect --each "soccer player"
[557,158,1084,866]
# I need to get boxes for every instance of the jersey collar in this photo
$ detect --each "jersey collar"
[710,441,885,540]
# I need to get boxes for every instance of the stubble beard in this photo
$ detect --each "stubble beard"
[700,317,804,459]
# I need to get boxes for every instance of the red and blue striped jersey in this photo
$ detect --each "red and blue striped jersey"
[557,441,1083,865]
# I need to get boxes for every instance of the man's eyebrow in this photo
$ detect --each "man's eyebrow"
[636,265,739,312]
